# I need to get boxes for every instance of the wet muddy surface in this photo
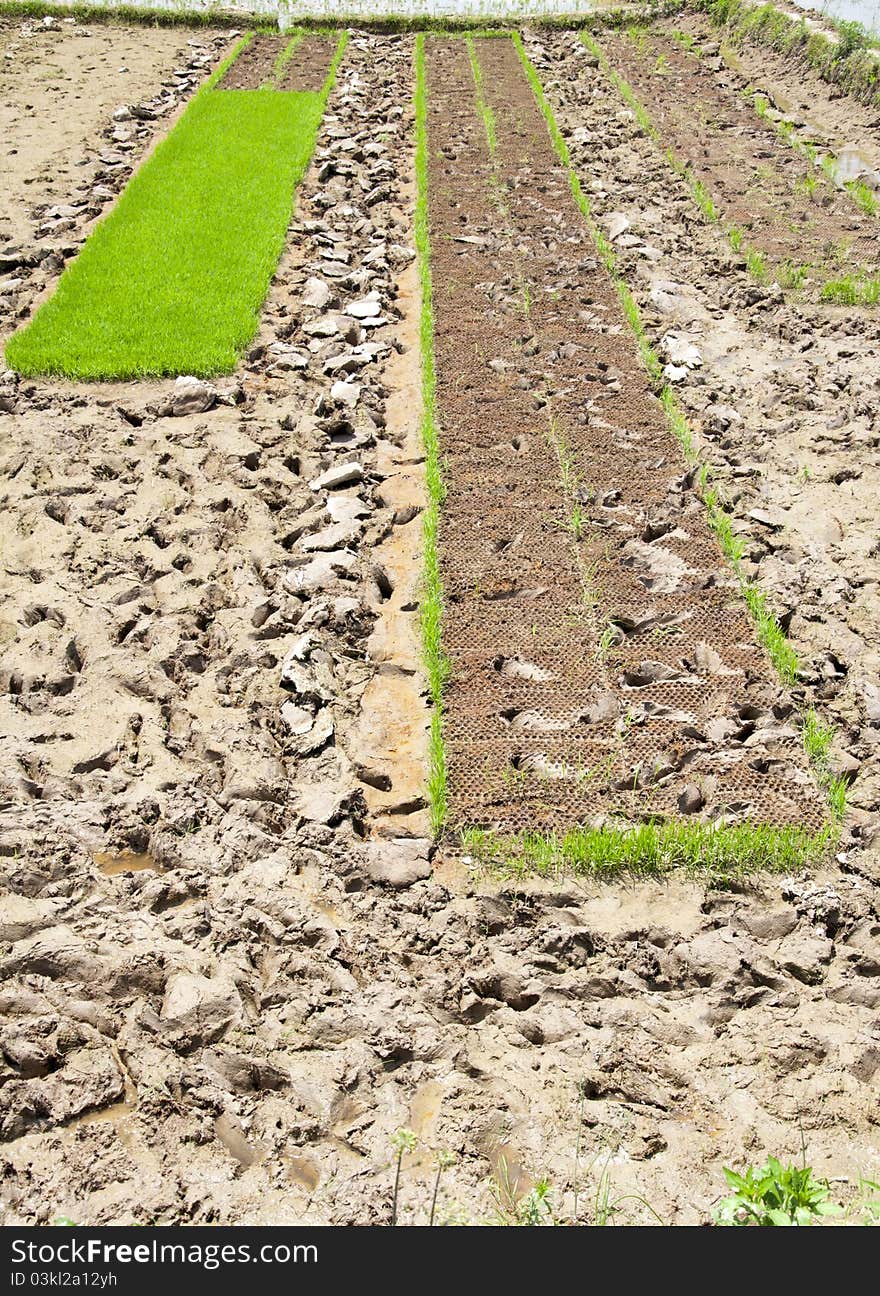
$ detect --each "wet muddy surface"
[599,19,880,291]
[1,18,880,1228]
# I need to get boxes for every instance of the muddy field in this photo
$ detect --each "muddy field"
[1,12,880,1227]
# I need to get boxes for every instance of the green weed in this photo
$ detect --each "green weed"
[746,247,769,282]
[390,1128,418,1226]
[847,180,879,217]
[777,260,810,289]
[820,274,880,305]
[714,1157,842,1226]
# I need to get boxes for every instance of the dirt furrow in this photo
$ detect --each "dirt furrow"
[427,34,823,836]
[598,21,880,294]
[219,33,286,89]
[278,36,338,92]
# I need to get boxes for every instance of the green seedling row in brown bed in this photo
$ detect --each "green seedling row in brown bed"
[413,33,840,869]
[583,28,880,304]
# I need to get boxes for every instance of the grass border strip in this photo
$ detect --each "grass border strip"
[0,0,687,36]
[513,31,845,836]
[693,0,880,107]
[414,32,448,836]
[462,816,834,880]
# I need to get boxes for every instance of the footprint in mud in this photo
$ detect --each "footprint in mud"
[620,538,694,593]
[510,752,571,780]
[621,659,696,688]
[493,656,553,682]
[501,707,570,732]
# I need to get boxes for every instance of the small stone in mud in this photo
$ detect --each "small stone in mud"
[309,461,364,492]
[677,783,704,814]
[165,375,215,417]
[302,276,334,309]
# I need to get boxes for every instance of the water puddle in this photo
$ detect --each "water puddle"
[287,1155,320,1193]
[66,1100,136,1130]
[833,145,880,190]
[215,1112,266,1169]
[410,1080,443,1137]
[93,849,162,877]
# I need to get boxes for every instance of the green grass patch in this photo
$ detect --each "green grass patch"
[777,260,810,290]
[820,273,880,305]
[461,818,834,879]
[0,0,269,29]
[415,33,449,836]
[847,178,880,217]
[5,34,347,380]
[803,708,849,819]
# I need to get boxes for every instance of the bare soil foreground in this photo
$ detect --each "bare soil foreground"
[1,12,880,1227]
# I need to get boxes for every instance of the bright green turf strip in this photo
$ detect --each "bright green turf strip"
[5,37,346,380]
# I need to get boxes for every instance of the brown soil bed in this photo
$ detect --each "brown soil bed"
[219,33,286,89]
[278,36,337,92]
[425,35,824,835]
[531,25,880,855]
[599,23,879,289]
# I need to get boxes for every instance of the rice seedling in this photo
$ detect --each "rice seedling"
[414,32,449,835]
[6,35,347,378]
[460,818,834,879]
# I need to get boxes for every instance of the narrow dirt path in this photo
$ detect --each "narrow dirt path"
[426,34,824,836]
